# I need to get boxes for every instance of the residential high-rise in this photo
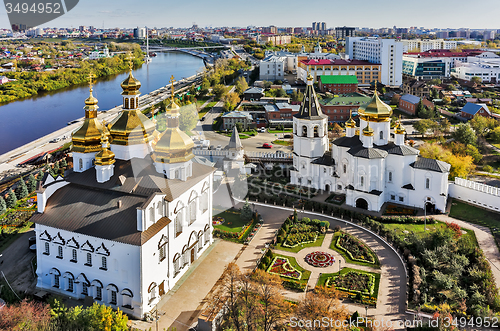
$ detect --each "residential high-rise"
[346,37,403,87]
[335,26,355,39]
[312,22,326,32]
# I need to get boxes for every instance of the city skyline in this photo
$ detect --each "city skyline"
[0,0,499,30]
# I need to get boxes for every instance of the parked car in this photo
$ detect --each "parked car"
[262,143,272,149]
[259,128,266,133]
[201,117,205,121]
[283,134,291,139]
[216,145,222,151]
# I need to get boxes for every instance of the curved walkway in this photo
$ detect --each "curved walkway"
[233,201,407,322]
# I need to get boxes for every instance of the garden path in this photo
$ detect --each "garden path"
[272,231,380,292]
[232,201,408,325]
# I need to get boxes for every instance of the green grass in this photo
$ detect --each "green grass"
[449,199,500,244]
[213,210,246,233]
[329,232,380,268]
[273,253,311,286]
[269,129,293,133]
[317,267,381,300]
[384,222,446,236]
[275,233,326,253]
[272,140,293,146]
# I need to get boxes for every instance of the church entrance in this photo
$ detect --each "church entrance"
[425,202,436,214]
[355,198,368,210]
[325,184,330,192]
[191,249,195,263]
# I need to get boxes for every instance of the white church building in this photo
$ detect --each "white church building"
[290,75,450,213]
[32,69,214,319]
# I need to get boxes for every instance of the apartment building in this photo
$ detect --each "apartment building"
[259,55,284,81]
[297,59,381,86]
[345,37,403,87]
[401,39,457,53]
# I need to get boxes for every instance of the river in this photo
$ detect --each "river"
[0,52,205,155]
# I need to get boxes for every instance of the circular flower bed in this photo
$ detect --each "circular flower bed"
[212,217,225,226]
[305,251,335,268]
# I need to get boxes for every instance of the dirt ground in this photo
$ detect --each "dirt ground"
[0,229,37,299]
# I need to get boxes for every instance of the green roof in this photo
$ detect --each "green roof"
[319,92,370,106]
[319,75,358,85]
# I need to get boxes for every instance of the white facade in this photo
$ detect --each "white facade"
[88,46,110,60]
[346,37,403,87]
[401,39,457,53]
[259,55,284,81]
[453,58,500,82]
[449,178,500,212]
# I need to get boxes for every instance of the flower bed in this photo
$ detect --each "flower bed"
[305,251,335,268]
[212,217,225,226]
[267,256,302,280]
[383,204,417,216]
[326,271,375,296]
[336,233,376,264]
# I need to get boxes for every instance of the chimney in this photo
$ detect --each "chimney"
[117,200,122,208]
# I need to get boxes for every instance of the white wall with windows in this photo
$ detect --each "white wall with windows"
[35,225,142,318]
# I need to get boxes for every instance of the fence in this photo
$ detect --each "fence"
[449,177,500,212]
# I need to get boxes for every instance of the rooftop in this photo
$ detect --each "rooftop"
[319,92,371,107]
[400,94,421,105]
[300,59,379,66]
[319,75,358,85]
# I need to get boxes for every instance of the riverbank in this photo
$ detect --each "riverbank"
[0,55,143,104]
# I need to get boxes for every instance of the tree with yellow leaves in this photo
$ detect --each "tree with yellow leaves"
[419,143,475,179]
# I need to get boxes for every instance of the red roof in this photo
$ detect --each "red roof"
[300,59,378,65]
[405,49,485,58]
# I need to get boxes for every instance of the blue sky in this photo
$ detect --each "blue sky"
[0,0,499,30]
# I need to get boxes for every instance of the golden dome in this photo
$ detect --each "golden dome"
[345,110,356,128]
[72,85,110,153]
[152,128,195,164]
[121,71,141,96]
[166,98,181,112]
[108,109,157,146]
[95,134,115,166]
[363,122,374,137]
[395,119,406,135]
[358,90,392,122]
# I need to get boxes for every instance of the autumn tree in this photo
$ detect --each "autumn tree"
[212,84,227,100]
[413,119,437,137]
[470,115,499,137]
[235,76,249,95]
[252,269,292,331]
[491,126,500,143]
[0,299,51,331]
[419,142,475,179]
[293,286,348,331]
[440,118,451,135]
[220,263,244,331]
[222,92,240,111]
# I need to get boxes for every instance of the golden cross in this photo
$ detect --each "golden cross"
[88,71,95,91]
[374,80,378,93]
[169,75,176,100]
[126,51,134,71]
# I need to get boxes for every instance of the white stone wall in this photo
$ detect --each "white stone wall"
[35,225,142,318]
[449,178,500,212]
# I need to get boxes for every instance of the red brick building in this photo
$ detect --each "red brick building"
[399,94,434,115]
[460,103,492,120]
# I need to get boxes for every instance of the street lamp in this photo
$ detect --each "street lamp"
[365,306,368,320]
[338,258,342,273]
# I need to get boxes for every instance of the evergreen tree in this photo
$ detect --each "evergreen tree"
[240,200,253,222]
[60,158,67,167]
[53,161,60,174]
[5,189,17,208]
[27,174,37,193]
[293,208,298,223]
[15,177,29,199]
[0,196,6,214]
[37,169,44,180]
[416,100,425,117]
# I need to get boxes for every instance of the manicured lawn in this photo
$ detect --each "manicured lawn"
[275,233,326,253]
[329,232,380,268]
[269,129,293,133]
[213,210,246,233]
[384,222,446,236]
[273,253,311,287]
[272,139,292,146]
[317,267,381,301]
[449,199,500,244]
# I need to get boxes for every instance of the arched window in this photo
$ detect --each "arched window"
[79,159,83,170]
[158,235,168,263]
[44,242,50,255]
[101,257,107,270]
[189,193,197,225]
[204,224,210,244]
[360,176,364,186]
[91,280,103,301]
[121,289,133,309]
[198,231,204,251]
[130,98,135,109]
[175,206,183,237]
[302,126,307,137]
[314,126,319,137]
[148,282,157,303]
[379,131,383,140]
[63,272,74,293]
[71,249,77,262]
[426,178,430,189]
[157,201,162,217]
[201,191,209,213]
[57,246,63,259]
[86,252,92,266]
[149,207,154,225]
[106,284,118,305]
[124,98,129,109]
[343,164,347,174]
[173,254,181,275]
[388,172,393,182]
[50,268,60,288]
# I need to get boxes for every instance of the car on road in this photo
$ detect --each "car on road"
[216,145,222,151]
[262,143,272,149]
[259,128,266,133]
[49,138,61,143]
[283,134,291,139]
[201,117,205,121]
